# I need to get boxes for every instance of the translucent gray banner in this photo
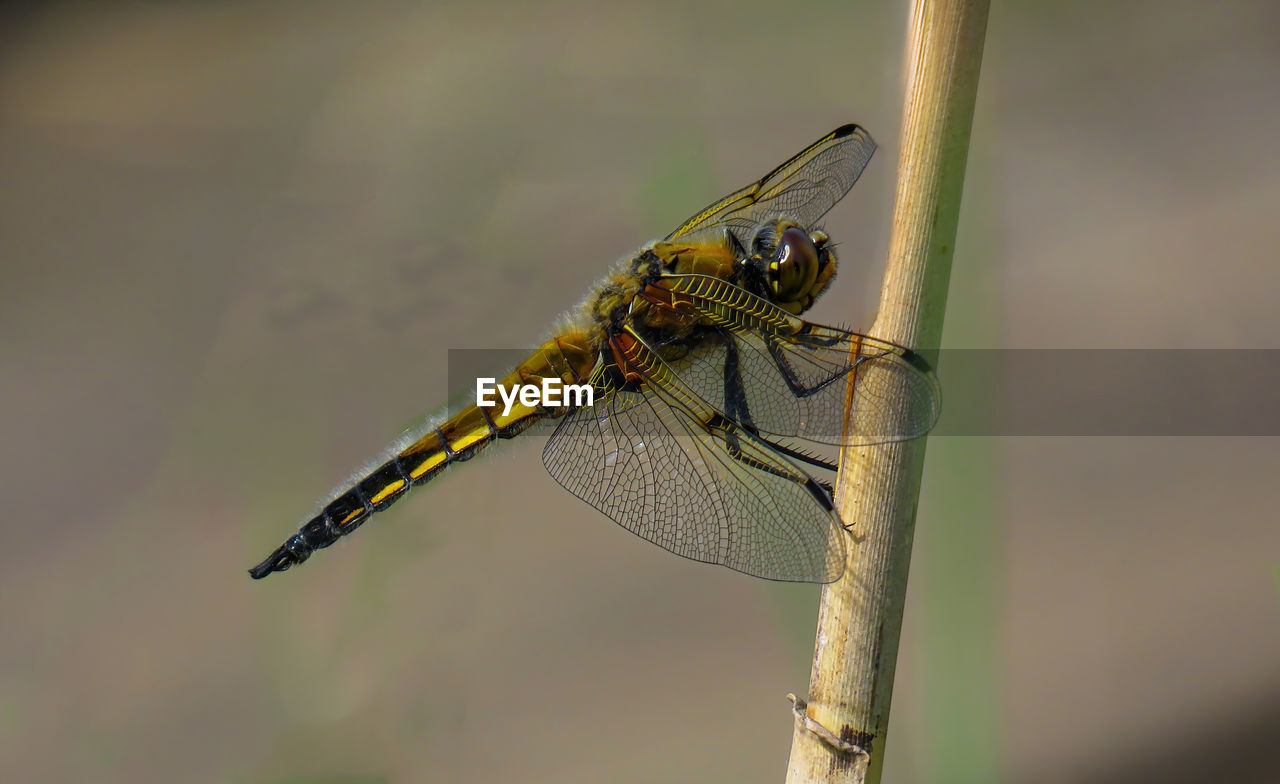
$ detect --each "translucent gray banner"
[447,349,1280,436]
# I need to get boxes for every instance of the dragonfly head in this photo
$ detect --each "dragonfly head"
[746,221,837,315]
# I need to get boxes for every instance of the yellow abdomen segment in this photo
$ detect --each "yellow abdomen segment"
[248,331,598,579]
[396,330,597,472]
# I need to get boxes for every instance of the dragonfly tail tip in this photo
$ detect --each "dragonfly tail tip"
[248,544,297,580]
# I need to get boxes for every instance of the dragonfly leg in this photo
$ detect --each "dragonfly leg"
[765,338,855,399]
[722,334,838,475]
[721,333,755,430]
[623,326,837,516]
[716,339,844,523]
[708,415,835,514]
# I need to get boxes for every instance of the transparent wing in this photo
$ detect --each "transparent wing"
[542,370,846,583]
[647,274,941,446]
[655,323,940,447]
[665,124,876,245]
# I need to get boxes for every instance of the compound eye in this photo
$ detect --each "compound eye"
[770,226,820,301]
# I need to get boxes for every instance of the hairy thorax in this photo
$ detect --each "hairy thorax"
[580,231,742,349]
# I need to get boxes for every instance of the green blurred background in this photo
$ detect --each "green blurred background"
[2,1,1277,782]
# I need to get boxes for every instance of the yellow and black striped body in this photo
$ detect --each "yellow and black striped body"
[248,332,598,578]
[250,227,830,579]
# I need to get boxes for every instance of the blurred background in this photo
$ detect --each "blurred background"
[2,1,1277,782]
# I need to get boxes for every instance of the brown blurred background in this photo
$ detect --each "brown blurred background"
[1,1,1277,782]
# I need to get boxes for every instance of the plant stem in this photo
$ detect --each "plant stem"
[784,1,989,782]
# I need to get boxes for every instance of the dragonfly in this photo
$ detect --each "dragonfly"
[249,124,940,584]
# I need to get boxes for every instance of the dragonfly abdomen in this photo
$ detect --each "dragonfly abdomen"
[248,331,598,579]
